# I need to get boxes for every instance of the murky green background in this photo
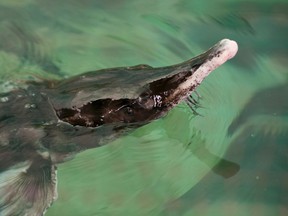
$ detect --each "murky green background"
[0,0,287,215]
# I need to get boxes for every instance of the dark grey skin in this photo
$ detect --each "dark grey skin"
[0,39,238,216]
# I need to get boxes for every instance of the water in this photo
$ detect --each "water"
[0,0,287,215]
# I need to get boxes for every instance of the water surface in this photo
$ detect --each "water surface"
[0,0,287,215]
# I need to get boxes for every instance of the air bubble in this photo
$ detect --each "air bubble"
[0,97,9,102]
[24,104,36,109]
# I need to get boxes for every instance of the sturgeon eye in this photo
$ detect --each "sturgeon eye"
[125,106,133,115]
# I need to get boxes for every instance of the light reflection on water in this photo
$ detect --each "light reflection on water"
[0,0,287,215]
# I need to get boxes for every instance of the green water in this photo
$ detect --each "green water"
[0,0,287,215]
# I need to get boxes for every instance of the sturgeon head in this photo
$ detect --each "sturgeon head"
[48,39,238,150]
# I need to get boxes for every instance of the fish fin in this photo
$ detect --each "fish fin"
[0,160,57,216]
[188,130,240,178]
[212,158,240,178]
[193,147,240,178]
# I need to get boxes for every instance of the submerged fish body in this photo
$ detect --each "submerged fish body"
[228,84,288,135]
[0,39,237,216]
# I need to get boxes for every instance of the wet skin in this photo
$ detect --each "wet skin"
[0,39,238,216]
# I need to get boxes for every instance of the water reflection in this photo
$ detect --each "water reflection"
[0,21,62,75]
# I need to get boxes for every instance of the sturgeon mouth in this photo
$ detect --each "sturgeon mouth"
[55,39,238,128]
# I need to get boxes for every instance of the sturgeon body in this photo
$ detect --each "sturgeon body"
[0,39,238,216]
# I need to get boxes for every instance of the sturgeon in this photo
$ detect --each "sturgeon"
[0,39,238,216]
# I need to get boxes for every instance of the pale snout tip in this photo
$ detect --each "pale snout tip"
[220,38,238,60]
